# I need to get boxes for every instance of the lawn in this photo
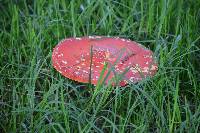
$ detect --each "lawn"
[0,0,200,132]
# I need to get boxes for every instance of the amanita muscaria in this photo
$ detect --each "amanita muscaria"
[52,36,158,86]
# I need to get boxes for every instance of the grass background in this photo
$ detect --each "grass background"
[0,0,200,132]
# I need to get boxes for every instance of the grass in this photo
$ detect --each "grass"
[0,0,200,132]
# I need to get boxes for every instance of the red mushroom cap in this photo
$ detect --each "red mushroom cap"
[52,36,158,86]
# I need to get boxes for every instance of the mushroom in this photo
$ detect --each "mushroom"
[52,36,158,86]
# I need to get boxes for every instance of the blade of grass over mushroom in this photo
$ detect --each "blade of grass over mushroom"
[88,45,93,88]
[94,62,108,91]
[112,55,134,86]
[101,47,126,85]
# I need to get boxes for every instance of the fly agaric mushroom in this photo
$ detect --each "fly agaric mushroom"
[52,36,158,86]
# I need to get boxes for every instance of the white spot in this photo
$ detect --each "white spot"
[114,37,119,39]
[96,66,100,68]
[144,55,152,58]
[150,65,158,70]
[89,36,95,39]
[142,67,149,73]
[54,51,58,55]
[76,60,80,63]
[116,68,120,71]
[75,71,80,75]
[121,39,126,42]
[129,77,135,82]
[81,58,86,61]
[58,70,63,74]
[94,70,98,73]
[62,60,67,64]
[81,55,84,57]
[83,70,89,74]
[95,36,102,39]
[122,67,126,70]
[58,53,64,57]
[77,66,81,69]
[130,67,138,73]
[76,37,82,40]
[100,62,105,65]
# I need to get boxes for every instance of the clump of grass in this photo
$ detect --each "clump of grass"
[0,0,200,132]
